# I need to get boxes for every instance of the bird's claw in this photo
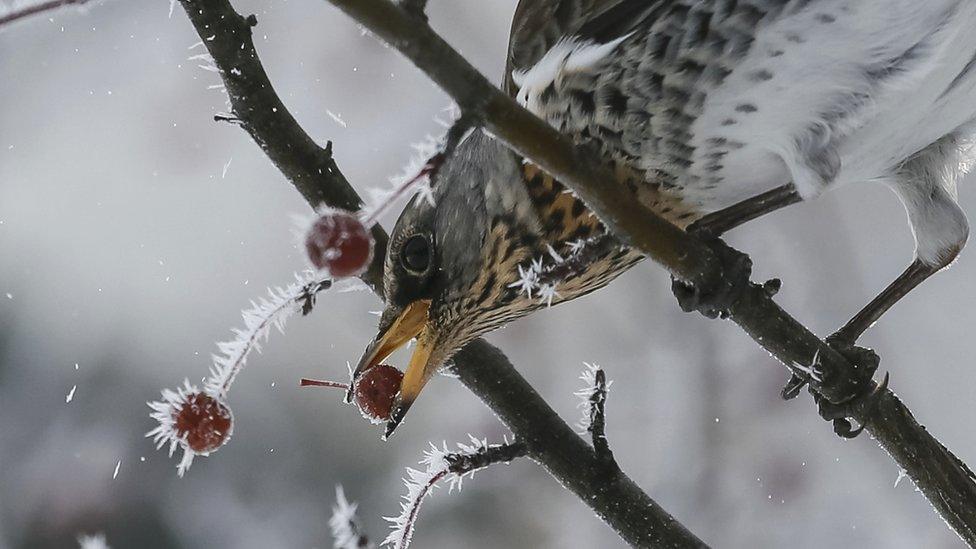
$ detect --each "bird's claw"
[810,334,886,439]
[824,334,881,401]
[781,372,809,401]
[814,372,889,439]
[671,237,753,320]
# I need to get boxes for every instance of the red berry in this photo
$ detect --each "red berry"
[175,393,234,454]
[353,364,403,422]
[305,211,374,278]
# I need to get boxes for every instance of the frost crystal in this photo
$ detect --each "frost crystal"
[894,469,908,488]
[147,379,208,477]
[792,348,824,383]
[330,485,373,549]
[509,237,606,307]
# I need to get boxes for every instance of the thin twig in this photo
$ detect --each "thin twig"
[360,115,476,228]
[177,2,388,292]
[0,0,90,28]
[385,439,528,549]
[588,368,614,466]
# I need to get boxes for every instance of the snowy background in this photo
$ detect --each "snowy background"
[2,0,976,547]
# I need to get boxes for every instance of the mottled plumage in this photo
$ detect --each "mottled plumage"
[360,0,976,435]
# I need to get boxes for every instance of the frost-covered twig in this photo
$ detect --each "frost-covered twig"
[147,273,331,476]
[331,485,373,549]
[0,0,92,28]
[213,112,243,126]
[384,437,527,549]
[206,273,332,397]
[574,363,616,465]
[574,363,614,465]
[360,114,476,229]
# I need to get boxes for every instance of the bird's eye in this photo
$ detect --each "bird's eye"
[400,234,431,274]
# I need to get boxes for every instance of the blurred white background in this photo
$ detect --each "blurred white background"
[1,0,975,547]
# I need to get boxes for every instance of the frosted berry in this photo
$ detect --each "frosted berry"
[305,211,374,278]
[175,392,234,454]
[354,364,404,422]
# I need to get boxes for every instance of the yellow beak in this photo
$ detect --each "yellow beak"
[353,300,436,438]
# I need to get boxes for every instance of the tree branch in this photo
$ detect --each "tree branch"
[0,0,91,28]
[178,0,706,546]
[397,0,428,21]
[177,4,387,291]
[323,0,976,543]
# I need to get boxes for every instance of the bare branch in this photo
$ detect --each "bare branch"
[0,0,91,28]
[323,0,976,543]
[177,3,387,292]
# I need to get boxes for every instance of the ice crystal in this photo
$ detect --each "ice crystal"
[792,348,824,383]
[509,237,606,307]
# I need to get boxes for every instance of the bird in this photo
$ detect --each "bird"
[357,0,976,437]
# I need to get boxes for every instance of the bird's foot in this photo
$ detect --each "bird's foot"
[810,334,887,439]
[671,236,756,319]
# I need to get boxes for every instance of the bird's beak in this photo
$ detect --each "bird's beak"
[353,299,437,439]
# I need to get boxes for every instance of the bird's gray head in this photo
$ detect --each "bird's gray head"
[355,131,636,436]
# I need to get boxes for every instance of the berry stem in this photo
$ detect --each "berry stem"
[300,378,350,390]
[360,116,477,229]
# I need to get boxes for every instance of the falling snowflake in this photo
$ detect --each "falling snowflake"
[330,485,373,549]
[77,532,110,549]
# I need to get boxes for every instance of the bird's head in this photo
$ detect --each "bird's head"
[355,131,639,437]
